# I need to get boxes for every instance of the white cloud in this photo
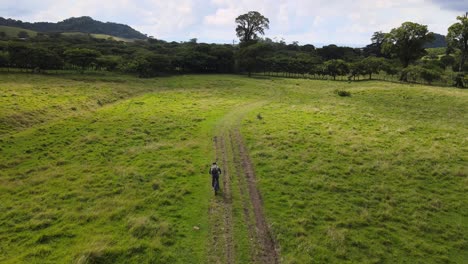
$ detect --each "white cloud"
[0,0,463,45]
[203,8,239,26]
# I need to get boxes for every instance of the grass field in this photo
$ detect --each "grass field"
[0,73,466,263]
[61,32,133,42]
[0,26,38,38]
[0,26,130,41]
[241,80,467,263]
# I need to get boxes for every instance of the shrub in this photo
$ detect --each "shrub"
[400,65,442,84]
[335,89,351,97]
[419,68,441,84]
[453,73,465,88]
[400,65,421,82]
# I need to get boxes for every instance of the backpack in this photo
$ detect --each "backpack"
[211,165,220,176]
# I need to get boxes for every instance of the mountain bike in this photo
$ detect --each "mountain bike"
[213,175,220,195]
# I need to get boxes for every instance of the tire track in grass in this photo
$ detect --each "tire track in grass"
[209,101,280,263]
[209,135,234,264]
[218,135,234,264]
[229,131,258,262]
[232,128,280,264]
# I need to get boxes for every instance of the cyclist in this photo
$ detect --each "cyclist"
[209,162,222,195]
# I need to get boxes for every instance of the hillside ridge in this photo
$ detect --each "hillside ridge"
[0,16,147,39]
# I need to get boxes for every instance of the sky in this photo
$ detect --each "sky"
[0,0,466,46]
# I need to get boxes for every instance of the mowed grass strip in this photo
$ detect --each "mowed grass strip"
[241,79,467,263]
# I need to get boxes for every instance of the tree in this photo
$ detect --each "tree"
[64,48,101,72]
[29,48,64,71]
[17,31,29,38]
[400,65,422,82]
[349,61,366,80]
[210,45,234,73]
[235,11,269,43]
[0,52,9,69]
[440,55,456,69]
[317,45,343,61]
[324,59,349,80]
[381,60,400,78]
[133,54,172,77]
[237,42,272,77]
[7,44,31,69]
[7,44,63,71]
[453,73,465,88]
[310,64,324,78]
[447,12,468,71]
[419,67,441,84]
[382,22,435,68]
[400,65,441,84]
[96,55,121,71]
[364,31,386,57]
[301,44,316,53]
[362,57,386,79]
[317,45,361,61]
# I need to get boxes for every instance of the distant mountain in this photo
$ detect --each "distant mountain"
[425,33,446,48]
[0,16,147,39]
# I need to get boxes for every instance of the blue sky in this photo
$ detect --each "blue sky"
[0,0,466,46]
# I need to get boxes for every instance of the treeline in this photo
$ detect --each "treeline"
[0,34,236,75]
[0,14,467,88]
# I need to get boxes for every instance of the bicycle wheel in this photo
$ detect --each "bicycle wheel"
[214,178,219,195]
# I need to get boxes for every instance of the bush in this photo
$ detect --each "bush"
[419,68,441,84]
[453,73,465,88]
[440,55,456,69]
[400,66,420,82]
[400,65,442,84]
[335,89,351,97]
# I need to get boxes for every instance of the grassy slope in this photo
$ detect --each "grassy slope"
[0,73,155,136]
[0,26,37,37]
[61,32,133,42]
[242,79,467,263]
[0,26,131,41]
[0,73,467,263]
[0,74,265,263]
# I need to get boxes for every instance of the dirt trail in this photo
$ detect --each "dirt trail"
[209,101,280,263]
[209,136,234,264]
[231,129,279,264]
[217,136,234,263]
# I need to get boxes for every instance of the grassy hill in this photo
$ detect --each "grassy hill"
[424,33,446,48]
[0,25,37,38]
[61,32,134,42]
[0,73,466,263]
[0,16,147,39]
[0,26,133,42]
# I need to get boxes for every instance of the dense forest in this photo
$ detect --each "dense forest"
[0,14,466,87]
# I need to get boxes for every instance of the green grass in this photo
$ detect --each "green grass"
[0,73,162,135]
[425,47,447,58]
[0,27,131,41]
[0,26,37,38]
[61,32,133,42]
[0,73,467,263]
[241,79,467,263]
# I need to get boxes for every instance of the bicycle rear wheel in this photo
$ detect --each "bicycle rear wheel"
[214,178,220,195]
